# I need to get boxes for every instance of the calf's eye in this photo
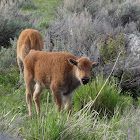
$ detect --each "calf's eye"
[78,67,81,70]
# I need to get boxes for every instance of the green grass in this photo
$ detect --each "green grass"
[32,0,63,18]
[73,74,133,117]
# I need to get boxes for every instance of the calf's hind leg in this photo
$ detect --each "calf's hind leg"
[33,83,43,116]
[17,57,24,79]
[24,71,34,118]
[25,81,33,118]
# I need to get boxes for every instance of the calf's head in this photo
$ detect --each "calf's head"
[69,57,99,85]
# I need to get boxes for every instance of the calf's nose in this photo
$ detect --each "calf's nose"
[82,77,89,85]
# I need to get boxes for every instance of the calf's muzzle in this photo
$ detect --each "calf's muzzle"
[82,77,89,85]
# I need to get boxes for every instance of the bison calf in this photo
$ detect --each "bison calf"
[17,29,43,78]
[24,50,99,118]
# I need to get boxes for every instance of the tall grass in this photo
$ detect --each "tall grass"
[0,93,139,139]
[73,74,132,117]
[59,106,140,140]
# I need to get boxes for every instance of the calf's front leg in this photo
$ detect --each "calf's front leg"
[63,94,73,119]
[51,83,62,112]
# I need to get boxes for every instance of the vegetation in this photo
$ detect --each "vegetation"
[0,0,140,139]
[0,0,37,47]
[101,33,126,63]
[73,74,133,116]
[45,0,140,62]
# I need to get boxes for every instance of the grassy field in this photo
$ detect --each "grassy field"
[0,0,140,139]
[21,0,63,29]
[0,65,140,139]
[32,0,63,19]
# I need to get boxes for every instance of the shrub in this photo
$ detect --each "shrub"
[17,0,37,10]
[0,38,20,92]
[0,16,33,47]
[0,0,37,47]
[63,0,85,13]
[0,0,36,10]
[0,38,17,68]
[0,66,19,93]
[46,9,97,58]
[46,0,140,63]
[101,33,126,63]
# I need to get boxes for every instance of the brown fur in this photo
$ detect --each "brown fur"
[17,29,44,77]
[24,50,99,118]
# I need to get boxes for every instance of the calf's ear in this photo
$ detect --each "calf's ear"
[92,62,99,68]
[68,58,78,66]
